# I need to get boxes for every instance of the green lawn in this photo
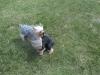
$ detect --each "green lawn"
[0,0,100,75]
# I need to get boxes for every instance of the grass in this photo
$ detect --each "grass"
[0,0,100,75]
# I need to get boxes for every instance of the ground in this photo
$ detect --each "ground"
[0,0,100,75]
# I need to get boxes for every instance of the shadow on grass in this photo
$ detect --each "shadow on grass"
[12,38,41,63]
